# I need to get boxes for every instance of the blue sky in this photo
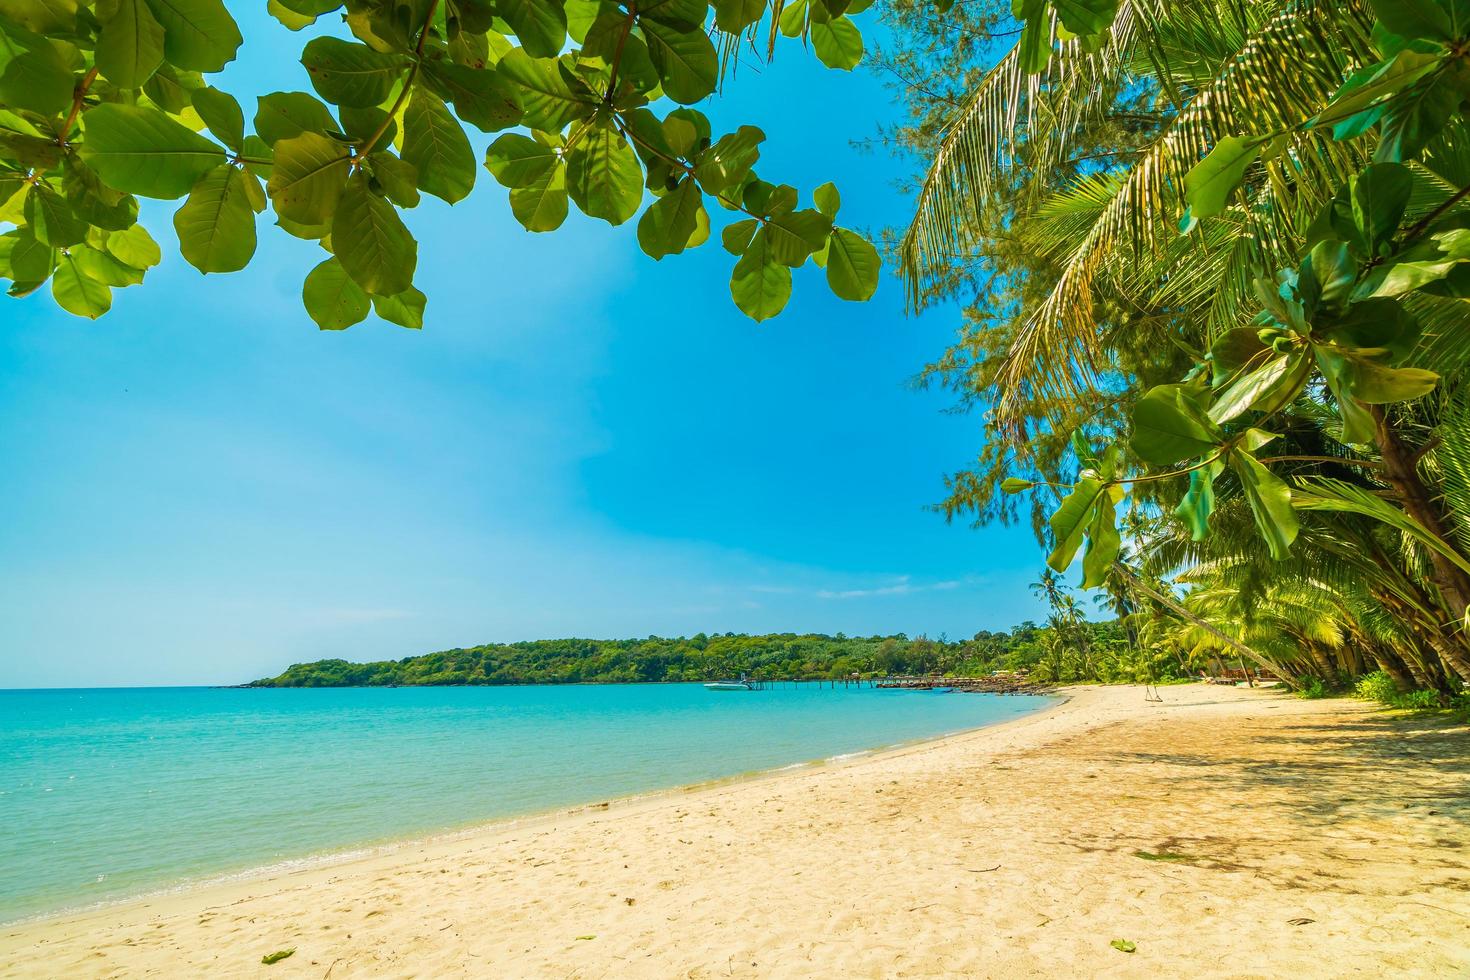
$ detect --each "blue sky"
[0,7,1052,687]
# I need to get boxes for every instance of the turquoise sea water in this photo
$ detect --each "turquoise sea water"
[0,684,1053,923]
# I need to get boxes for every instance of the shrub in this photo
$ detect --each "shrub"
[1390,689,1441,711]
[1295,677,1328,699]
[1353,671,1401,704]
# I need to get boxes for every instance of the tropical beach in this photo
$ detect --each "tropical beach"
[3,684,1466,978]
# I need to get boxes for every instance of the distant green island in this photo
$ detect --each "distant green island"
[247,620,1165,687]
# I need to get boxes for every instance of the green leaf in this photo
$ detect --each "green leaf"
[332,170,417,295]
[637,178,703,259]
[496,51,596,132]
[766,209,831,266]
[95,0,164,88]
[1175,462,1219,541]
[79,104,225,199]
[1130,384,1223,465]
[1314,50,1440,132]
[1208,327,1269,386]
[484,132,557,188]
[1208,354,1298,424]
[1319,296,1420,361]
[1014,0,1050,74]
[714,0,763,32]
[254,91,336,147]
[367,152,418,208]
[1349,163,1412,255]
[1367,0,1453,42]
[23,183,86,247]
[173,164,256,273]
[1046,476,1104,572]
[730,227,791,321]
[266,131,350,223]
[421,61,521,132]
[1315,350,1377,446]
[104,223,160,268]
[640,0,706,27]
[51,253,111,317]
[1182,136,1261,220]
[1,229,55,282]
[508,162,568,231]
[1080,492,1120,589]
[497,0,567,58]
[70,244,143,286]
[813,181,840,218]
[266,0,315,29]
[778,0,806,37]
[695,125,762,194]
[1000,477,1035,494]
[0,42,75,115]
[825,227,879,301]
[1231,450,1298,560]
[401,88,476,204]
[811,16,862,70]
[1053,0,1116,36]
[1343,357,1438,403]
[373,285,426,328]
[1376,76,1460,163]
[142,0,241,72]
[260,949,295,966]
[566,122,642,225]
[192,86,244,151]
[1110,940,1137,954]
[300,37,407,108]
[302,257,369,329]
[721,218,758,255]
[643,21,718,104]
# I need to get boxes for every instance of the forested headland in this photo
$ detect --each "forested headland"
[249,619,1152,687]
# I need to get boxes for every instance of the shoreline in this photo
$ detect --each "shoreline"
[4,683,1466,977]
[1,690,1068,930]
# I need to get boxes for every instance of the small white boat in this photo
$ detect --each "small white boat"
[705,676,755,691]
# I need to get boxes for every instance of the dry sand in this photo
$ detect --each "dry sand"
[2,683,1467,979]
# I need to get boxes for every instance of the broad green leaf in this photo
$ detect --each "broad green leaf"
[508,162,568,231]
[714,0,763,32]
[1231,450,1298,560]
[1053,0,1116,36]
[640,0,706,28]
[373,286,426,328]
[722,218,758,254]
[643,21,718,104]
[173,164,256,273]
[1080,492,1120,589]
[1130,384,1224,465]
[730,227,791,321]
[999,477,1034,494]
[79,104,225,198]
[1314,50,1440,130]
[695,125,762,194]
[1182,136,1261,220]
[104,223,160,268]
[778,0,806,36]
[1209,326,1269,385]
[1367,0,1453,42]
[266,0,315,29]
[1046,476,1105,572]
[368,152,419,208]
[497,51,596,132]
[497,0,566,58]
[0,0,78,33]
[0,44,72,116]
[402,88,476,204]
[766,209,831,266]
[51,254,111,317]
[254,91,336,146]
[332,171,417,295]
[266,131,349,223]
[1320,296,1420,361]
[1,229,55,281]
[636,178,703,259]
[1349,162,1411,255]
[142,0,241,72]
[1175,463,1219,541]
[421,61,521,132]
[826,227,879,301]
[484,132,557,188]
[23,183,86,247]
[70,245,143,286]
[95,0,165,89]
[566,122,642,225]
[1208,354,1296,424]
[810,16,862,70]
[1315,349,1378,446]
[302,257,369,329]
[813,181,840,217]
[300,37,406,108]
[1344,357,1438,403]
[192,86,244,151]
[1376,75,1459,162]
[1014,0,1050,74]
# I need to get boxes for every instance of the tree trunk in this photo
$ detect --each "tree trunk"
[1114,565,1285,678]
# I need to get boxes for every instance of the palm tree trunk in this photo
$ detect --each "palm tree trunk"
[1113,565,1284,678]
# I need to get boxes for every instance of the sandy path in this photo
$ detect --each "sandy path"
[2,684,1467,978]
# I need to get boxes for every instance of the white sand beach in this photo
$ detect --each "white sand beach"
[3,683,1466,978]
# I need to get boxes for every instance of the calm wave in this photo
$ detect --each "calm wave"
[0,684,1054,922]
